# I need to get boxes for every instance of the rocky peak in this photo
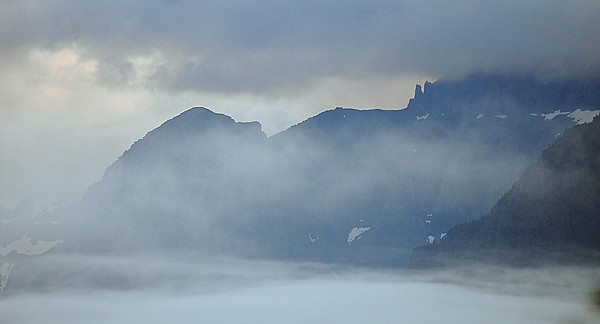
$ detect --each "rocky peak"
[414,84,424,99]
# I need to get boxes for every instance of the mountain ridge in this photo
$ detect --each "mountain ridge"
[56,73,600,267]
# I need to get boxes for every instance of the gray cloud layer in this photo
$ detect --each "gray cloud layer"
[2,0,599,95]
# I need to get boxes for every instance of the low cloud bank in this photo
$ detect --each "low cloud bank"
[2,253,599,323]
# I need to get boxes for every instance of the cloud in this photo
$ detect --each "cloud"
[2,254,599,323]
[2,1,599,95]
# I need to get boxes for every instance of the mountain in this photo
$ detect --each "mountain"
[76,108,270,253]
[409,116,600,268]
[59,73,600,267]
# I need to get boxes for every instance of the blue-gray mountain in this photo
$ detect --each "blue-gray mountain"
[409,114,600,268]
[57,73,600,267]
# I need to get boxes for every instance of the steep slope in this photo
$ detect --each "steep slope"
[410,116,600,268]
[67,73,600,267]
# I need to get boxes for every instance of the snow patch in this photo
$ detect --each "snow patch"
[542,110,570,121]
[566,109,599,125]
[494,114,507,119]
[425,220,431,224]
[476,114,484,120]
[308,233,319,243]
[538,109,599,124]
[440,233,447,240]
[347,227,371,244]
[0,233,62,256]
[417,113,429,120]
[426,236,435,244]
[0,262,14,292]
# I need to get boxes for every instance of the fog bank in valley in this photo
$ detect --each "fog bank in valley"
[1,253,599,324]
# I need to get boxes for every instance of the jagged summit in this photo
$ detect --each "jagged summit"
[414,84,424,99]
[406,74,600,114]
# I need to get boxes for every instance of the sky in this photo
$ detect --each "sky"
[1,0,600,208]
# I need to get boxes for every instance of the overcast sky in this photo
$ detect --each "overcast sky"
[1,0,600,208]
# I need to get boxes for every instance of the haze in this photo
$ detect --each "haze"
[2,254,599,324]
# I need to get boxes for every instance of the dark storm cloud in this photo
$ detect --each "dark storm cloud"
[1,0,599,94]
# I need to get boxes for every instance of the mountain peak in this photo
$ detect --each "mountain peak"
[177,106,230,120]
[159,107,233,131]
[414,84,424,99]
[91,106,266,187]
[147,106,265,139]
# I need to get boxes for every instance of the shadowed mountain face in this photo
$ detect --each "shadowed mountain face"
[409,116,600,268]
[56,73,600,267]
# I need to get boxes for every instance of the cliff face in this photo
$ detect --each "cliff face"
[410,116,600,268]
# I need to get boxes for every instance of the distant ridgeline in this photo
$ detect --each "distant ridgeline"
[43,73,599,267]
[409,115,600,268]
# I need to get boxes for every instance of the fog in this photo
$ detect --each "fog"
[1,253,599,324]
